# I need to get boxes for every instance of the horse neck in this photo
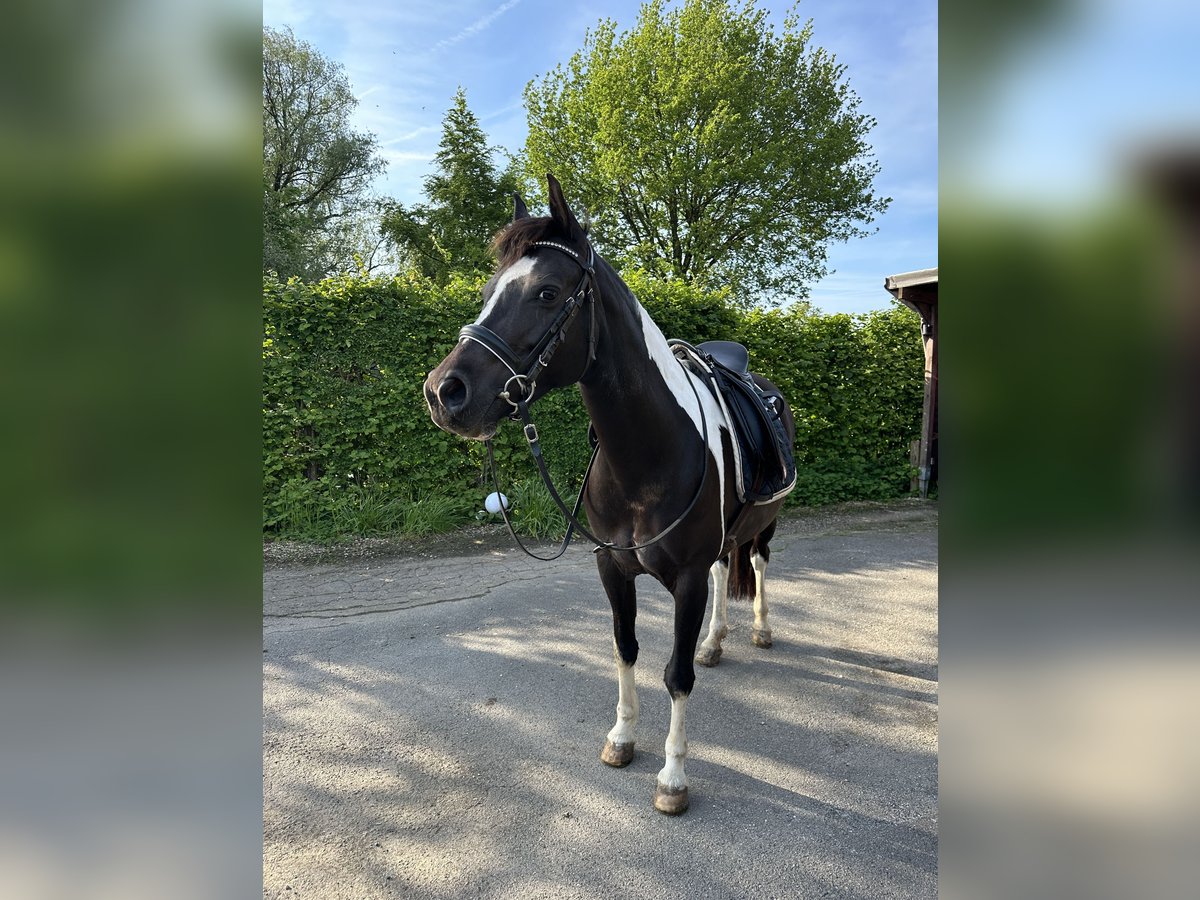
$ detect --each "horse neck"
[578,263,703,475]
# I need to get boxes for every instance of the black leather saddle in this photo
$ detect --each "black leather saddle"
[683,340,797,504]
[699,340,749,375]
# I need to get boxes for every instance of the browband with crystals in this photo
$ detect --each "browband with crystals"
[531,240,594,273]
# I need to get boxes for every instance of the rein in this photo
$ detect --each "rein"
[464,241,711,560]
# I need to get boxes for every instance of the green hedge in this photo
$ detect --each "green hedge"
[263,271,923,537]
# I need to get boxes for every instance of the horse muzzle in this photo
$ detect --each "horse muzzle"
[424,363,502,441]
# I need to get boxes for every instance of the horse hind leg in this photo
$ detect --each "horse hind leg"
[750,521,777,649]
[694,557,730,667]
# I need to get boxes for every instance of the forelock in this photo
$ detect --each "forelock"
[489,217,572,268]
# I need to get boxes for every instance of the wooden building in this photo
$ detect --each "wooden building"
[885,268,938,497]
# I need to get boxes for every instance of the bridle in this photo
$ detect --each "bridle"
[457,240,711,561]
[457,241,597,414]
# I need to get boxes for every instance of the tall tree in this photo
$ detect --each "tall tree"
[263,26,386,280]
[381,89,518,284]
[521,0,889,302]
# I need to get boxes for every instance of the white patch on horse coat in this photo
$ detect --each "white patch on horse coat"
[475,255,539,325]
[706,379,745,502]
[606,646,639,747]
[752,550,769,631]
[657,694,689,791]
[634,303,730,541]
[699,559,730,656]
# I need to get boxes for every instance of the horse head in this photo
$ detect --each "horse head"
[425,174,597,440]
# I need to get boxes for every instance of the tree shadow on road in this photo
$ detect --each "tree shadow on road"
[264,531,938,900]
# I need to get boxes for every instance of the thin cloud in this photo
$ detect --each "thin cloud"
[383,125,440,144]
[381,150,435,163]
[481,99,524,122]
[431,0,524,52]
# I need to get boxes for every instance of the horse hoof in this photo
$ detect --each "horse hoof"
[654,784,689,815]
[695,645,722,667]
[601,740,635,767]
[751,628,773,648]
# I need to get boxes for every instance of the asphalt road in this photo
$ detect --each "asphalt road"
[264,502,938,900]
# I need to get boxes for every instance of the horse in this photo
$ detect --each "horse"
[423,174,796,815]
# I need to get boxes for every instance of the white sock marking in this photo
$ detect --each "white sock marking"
[657,694,689,791]
[700,560,730,654]
[752,550,769,632]
[606,647,639,747]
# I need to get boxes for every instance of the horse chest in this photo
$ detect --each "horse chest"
[603,547,679,586]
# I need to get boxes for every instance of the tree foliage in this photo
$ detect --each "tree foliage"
[381,89,518,284]
[521,0,889,303]
[263,26,386,280]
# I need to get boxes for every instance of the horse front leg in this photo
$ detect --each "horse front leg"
[695,557,729,667]
[655,566,709,815]
[597,551,639,768]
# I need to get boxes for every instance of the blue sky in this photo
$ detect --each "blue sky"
[263,0,937,314]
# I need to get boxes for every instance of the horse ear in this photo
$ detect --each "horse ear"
[546,173,583,238]
[512,193,529,222]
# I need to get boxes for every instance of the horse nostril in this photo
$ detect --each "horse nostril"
[437,374,469,414]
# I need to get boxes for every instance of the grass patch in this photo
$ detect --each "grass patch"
[398,492,463,536]
[330,486,398,536]
[272,486,341,543]
[267,482,469,543]
[508,478,567,538]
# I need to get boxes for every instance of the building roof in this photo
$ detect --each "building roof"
[884,267,938,294]
[884,267,938,318]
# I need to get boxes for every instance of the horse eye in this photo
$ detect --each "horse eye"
[538,288,558,302]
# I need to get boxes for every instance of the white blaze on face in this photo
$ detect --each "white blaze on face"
[475,255,539,325]
[606,646,639,747]
[657,694,689,791]
[634,303,729,536]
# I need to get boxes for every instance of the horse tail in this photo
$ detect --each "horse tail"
[728,538,755,602]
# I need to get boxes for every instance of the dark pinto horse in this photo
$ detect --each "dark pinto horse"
[424,174,795,815]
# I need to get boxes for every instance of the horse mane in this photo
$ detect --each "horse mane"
[490,216,573,268]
